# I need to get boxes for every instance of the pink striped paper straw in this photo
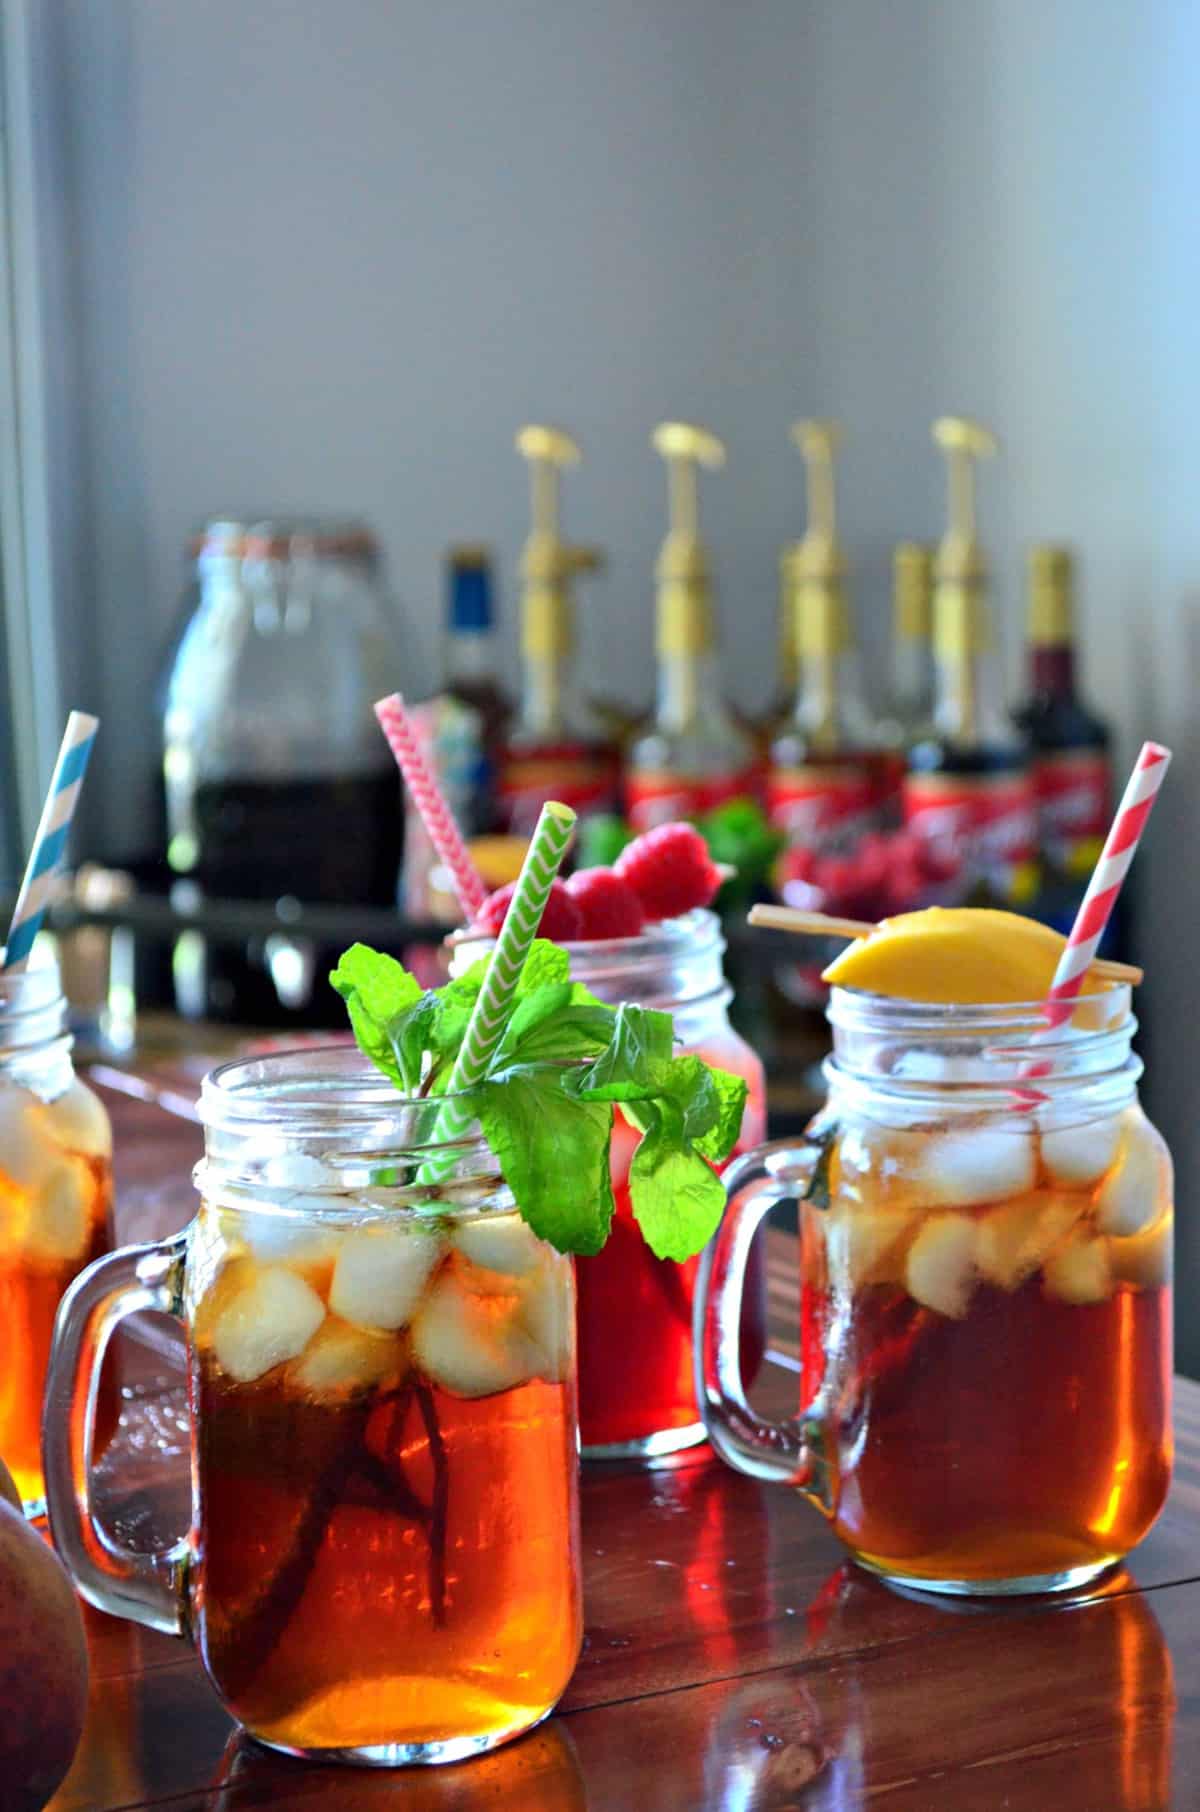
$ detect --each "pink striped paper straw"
[1009,740,1170,1102]
[374,692,488,920]
[1041,740,1171,1029]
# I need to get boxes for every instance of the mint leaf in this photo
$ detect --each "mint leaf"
[628,1098,727,1260]
[516,939,570,994]
[466,1065,615,1255]
[389,994,441,1092]
[572,1004,675,1101]
[329,945,422,1088]
[691,1063,748,1164]
[497,983,615,1065]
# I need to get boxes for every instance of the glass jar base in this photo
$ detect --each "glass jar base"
[856,1553,1121,1600]
[582,1421,707,1463]
[246,1706,551,1769]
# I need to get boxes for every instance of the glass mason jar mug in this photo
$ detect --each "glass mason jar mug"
[453,909,767,1459]
[0,957,114,1515]
[697,984,1173,1596]
[44,1051,582,1765]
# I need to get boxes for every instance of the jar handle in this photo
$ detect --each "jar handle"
[694,1138,831,1505]
[43,1232,191,1636]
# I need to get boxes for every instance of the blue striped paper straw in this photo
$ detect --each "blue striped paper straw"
[3,711,99,972]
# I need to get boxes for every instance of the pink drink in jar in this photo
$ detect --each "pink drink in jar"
[455,911,766,1457]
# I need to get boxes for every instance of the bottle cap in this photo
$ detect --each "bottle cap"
[652,422,724,656]
[515,426,600,659]
[784,420,852,657]
[1027,544,1074,646]
[931,417,998,657]
[447,546,494,632]
[893,542,933,642]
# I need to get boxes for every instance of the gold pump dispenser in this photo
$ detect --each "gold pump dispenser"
[652,422,724,657]
[515,425,601,663]
[931,417,998,659]
[784,421,851,661]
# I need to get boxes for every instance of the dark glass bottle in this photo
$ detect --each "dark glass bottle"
[1015,545,1112,887]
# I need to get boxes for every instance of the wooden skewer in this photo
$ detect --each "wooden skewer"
[746,903,1144,987]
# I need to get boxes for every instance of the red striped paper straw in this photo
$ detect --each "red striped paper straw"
[1041,740,1171,1029]
[374,692,487,920]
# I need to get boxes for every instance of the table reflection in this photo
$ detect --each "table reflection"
[209,1718,587,1811]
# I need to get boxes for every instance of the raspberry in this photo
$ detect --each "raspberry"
[473,878,583,942]
[565,867,646,939]
[614,821,723,921]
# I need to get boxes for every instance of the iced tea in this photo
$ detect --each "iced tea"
[803,1101,1172,1588]
[187,1199,581,1758]
[0,1075,114,1511]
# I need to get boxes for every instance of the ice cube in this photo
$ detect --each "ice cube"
[1096,1117,1170,1238]
[1039,1113,1121,1188]
[23,1159,91,1263]
[0,1080,55,1192]
[329,1223,445,1330]
[211,1263,326,1383]
[42,1078,112,1159]
[518,1255,573,1383]
[452,1212,544,1281]
[824,1204,919,1291]
[976,1191,1082,1291]
[411,1269,539,1398]
[232,1208,342,1272]
[905,1214,978,1318]
[261,1152,333,1189]
[289,1318,404,1396]
[833,1119,925,1210]
[1109,1213,1173,1290]
[1043,1229,1112,1305]
[910,1123,1035,1211]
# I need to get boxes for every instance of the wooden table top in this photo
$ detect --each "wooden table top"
[45,1070,1193,1812]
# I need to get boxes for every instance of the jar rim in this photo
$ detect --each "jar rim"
[0,955,70,1053]
[200,1045,475,1134]
[824,981,1139,1101]
[827,980,1131,1035]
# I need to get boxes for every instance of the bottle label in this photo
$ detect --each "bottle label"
[767,763,889,854]
[626,768,759,833]
[1032,749,1111,875]
[496,746,619,836]
[903,770,1038,900]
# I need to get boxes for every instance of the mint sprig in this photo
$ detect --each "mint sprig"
[329,941,748,1261]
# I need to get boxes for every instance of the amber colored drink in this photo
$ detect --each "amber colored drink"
[188,1204,581,1756]
[801,1104,1172,1587]
[576,1036,767,1453]
[0,1081,116,1512]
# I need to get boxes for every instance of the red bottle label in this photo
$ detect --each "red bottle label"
[903,770,1038,899]
[1032,749,1112,875]
[496,745,619,836]
[766,762,889,853]
[626,768,759,832]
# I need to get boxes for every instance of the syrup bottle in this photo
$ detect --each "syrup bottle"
[1015,544,1113,899]
[495,426,619,837]
[766,422,890,859]
[625,423,758,831]
[905,419,1037,905]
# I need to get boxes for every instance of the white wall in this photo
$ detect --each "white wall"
[47,1,1200,1348]
[57,0,778,848]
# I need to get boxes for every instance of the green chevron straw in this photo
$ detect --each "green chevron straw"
[424,799,576,1175]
